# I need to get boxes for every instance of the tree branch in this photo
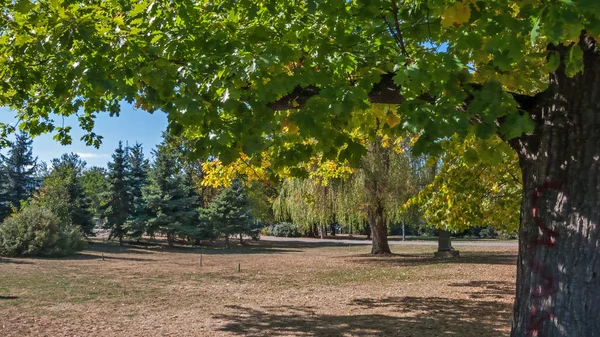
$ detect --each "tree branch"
[267,73,539,112]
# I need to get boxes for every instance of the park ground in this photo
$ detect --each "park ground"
[0,238,517,337]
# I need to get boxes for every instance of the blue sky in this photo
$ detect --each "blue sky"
[0,104,168,168]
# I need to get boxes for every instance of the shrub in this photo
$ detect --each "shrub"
[269,222,300,237]
[496,229,519,240]
[0,205,87,257]
[478,228,494,238]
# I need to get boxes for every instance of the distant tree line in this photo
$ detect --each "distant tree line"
[0,133,260,257]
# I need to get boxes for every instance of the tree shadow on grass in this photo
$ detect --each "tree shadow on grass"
[214,296,511,337]
[448,280,515,299]
[0,258,33,264]
[87,238,312,255]
[349,251,517,267]
[0,295,18,300]
[49,253,155,262]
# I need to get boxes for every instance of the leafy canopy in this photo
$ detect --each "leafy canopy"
[405,135,521,232]
[1,0,599,164]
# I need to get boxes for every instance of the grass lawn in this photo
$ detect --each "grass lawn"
[0,240,517,336]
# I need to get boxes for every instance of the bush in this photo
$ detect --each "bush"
[269,222,300,237]
[478,228,495,238]
[496,229,518,240]
[0,206,87,257]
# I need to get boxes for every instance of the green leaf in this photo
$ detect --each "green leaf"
[566,44,584,78]
[545,51,561,73]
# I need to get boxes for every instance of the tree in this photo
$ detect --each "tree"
[104,142,131,245]
[0,131,38,219]
[80,166,109,224]
[407,135,521,233]
[143,143,198,246]
[36,154,95,235]
[123,142,150,240]
[274,136,420,253]
[202,180,256,247]
[3,1,600,334]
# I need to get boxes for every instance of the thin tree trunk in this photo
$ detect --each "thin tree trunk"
[369,202,391,254]
[239,233,243,245]
[166,233,174,247]
[225,234,230,248]
[320,225,325,239]
[510,36,600,336]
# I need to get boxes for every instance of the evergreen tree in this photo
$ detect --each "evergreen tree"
[203,179,256,247]
[104,142,131,245]
[0,131,38,220]
[37,153,95,235]
[143,143,198,246]
[123,142,150,239]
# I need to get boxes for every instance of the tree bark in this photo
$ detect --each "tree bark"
[166,233,174,247]
[510,37,600,337]
[239,233,243,245]
[224,234,230,248]
[369,202,391,254]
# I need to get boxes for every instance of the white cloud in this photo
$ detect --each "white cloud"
[76,152,108,159]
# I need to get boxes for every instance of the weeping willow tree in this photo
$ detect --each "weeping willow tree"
[273,178,337,237]
[274,136,423,254]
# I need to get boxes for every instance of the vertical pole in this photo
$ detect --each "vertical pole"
[402,222,406,241]
[200,254,203,267]
[238,263,241,272]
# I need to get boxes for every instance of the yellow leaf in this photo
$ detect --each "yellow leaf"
[386,113,401,128]
[441,2,471,28]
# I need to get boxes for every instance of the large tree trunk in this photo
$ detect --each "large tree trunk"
[510,37,600,336]
[369,202,391,254]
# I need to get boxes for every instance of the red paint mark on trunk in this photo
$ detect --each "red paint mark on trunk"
[526,181,561,337]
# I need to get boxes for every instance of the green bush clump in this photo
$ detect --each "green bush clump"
[496,229,519,240]
[269,222,300,237]
[0,205,87,257]
[478,228,495,238]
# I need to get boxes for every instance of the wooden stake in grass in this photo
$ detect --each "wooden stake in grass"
[200,254,203,267]
[238,263,241,272]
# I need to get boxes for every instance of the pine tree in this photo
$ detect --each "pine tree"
[202,179,256,247]
[143,143,198,246]
[123,142,149,240]
[0,131,38,220]
[104,142,131,245]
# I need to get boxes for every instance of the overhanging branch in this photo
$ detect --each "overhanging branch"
[267,73,539,112]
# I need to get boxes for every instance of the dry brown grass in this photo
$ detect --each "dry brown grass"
[0,240,517,337]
